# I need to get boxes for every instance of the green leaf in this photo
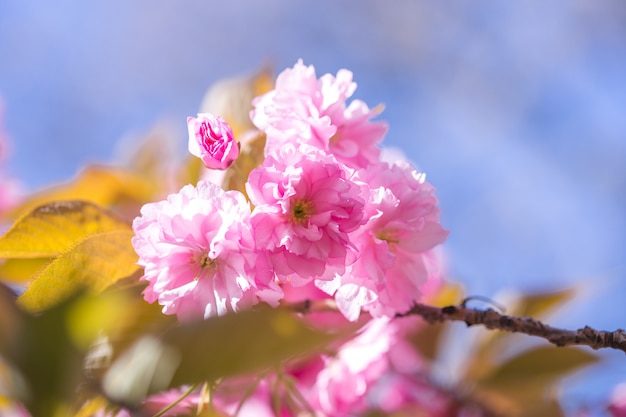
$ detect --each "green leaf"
[102,306,339,407]
[0,200,130,259]
[0,282,23,355]
[481,345,598,385]
[17,230,139,312]
[7,293,87,417]
[469,345,595,417]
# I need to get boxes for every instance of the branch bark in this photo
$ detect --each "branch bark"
[397,302,626,354]
[284,299,626,353]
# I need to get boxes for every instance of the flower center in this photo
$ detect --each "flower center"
[192,251,218,280]
[376,228,400,249]
[329,130,342,146]
[290,199,314,224]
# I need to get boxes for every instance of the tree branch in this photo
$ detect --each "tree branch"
[397,302,626,354]
[283,299,626,354]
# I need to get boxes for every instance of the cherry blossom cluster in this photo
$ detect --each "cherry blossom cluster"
[132,59,449,323]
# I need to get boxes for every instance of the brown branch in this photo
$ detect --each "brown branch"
[283,298,626,353]
[397,303,626,354]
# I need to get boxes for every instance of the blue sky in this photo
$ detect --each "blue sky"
[1,1,625,414]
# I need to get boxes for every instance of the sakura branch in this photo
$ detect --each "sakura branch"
[397,302,626,354]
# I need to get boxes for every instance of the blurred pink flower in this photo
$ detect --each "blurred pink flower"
[319,161,449,320]
[0,100,21,213]
[309,318,394,416]
[132,180,265,320]
[246,144,365,285]
[251,60,387,168]
[609,382,626,417]
[187,113,239,169]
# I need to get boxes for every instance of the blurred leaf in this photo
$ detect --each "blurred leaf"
[65,291,136,349]
[480,345,598,386]
[178,154,205,189]
[0,200,129,259]
[75,283,176,398]
[0,282,22,355]
[507,288,577,319]
[7,293,87,417]
[426,281,465,307]
[102,306,339,407]
[462,287,579,382]
[407,320,446,363]
[10,166,154,221]
[17,230,139,312]
[471,345,598,416]
[472,385,566,417]
[0,258,52,284]
[200,65,274,138]
[117,125,187,196]
[407,282,464,362]
[519,394,566,417]
[222,131,266,196]
[73,396,110,417]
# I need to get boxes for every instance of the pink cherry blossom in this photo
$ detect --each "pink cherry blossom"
[251,60,387,168]
[132,180,267,320]
[187,113,239,169]
[609,383,626,417]
[245,144,365,285]
[319,161,449,320]
[0,101,21,213]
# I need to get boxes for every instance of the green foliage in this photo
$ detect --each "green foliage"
[3,293,88,417]
[102,306,340,407]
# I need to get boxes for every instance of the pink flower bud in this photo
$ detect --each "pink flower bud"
[187,113,239,170]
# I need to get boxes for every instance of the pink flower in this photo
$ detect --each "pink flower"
[319,161,449,320]
[251,60,387,168]
[609,383,626,417]
[299,317,423,417]
[187,113,239,169]
[245,144,365,285]
[311,319,392,416]
[0,101,21,213]
[132,180,266,320]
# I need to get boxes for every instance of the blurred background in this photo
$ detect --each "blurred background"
[0,1,625,414]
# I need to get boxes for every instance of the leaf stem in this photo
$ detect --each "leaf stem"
[152,383,198,417]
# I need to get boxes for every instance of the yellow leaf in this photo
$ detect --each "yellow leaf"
[0,200,130,259]
[10,166,154,221]
[17,230,139,312]
[0,258,52,284]
[507,288,577,319]
[425,281,465,307]
[73,396,110,417]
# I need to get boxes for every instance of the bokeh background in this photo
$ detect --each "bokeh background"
[1,1,625,414]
